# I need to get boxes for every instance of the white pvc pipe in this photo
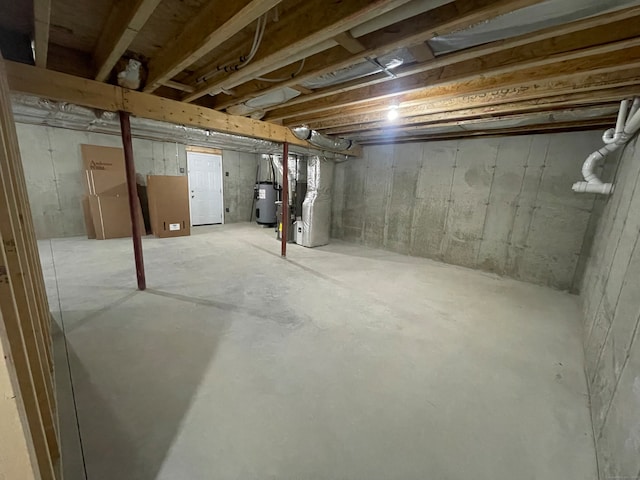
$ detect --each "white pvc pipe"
[572,182,614,195]
[628,97,640,122]
[616,99,630,137]
[604,99,631,144]
[623,100,640,134]
[573,97,640,195]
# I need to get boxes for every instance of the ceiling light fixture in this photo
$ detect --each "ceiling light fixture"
[387,104,399,121]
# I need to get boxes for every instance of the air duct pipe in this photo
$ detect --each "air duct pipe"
[269,153,298,199]
[301,156,334,247]
[291,126,355,152]
[573,97,640,195]
[11,94,350,158]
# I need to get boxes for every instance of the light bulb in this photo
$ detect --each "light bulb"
[387,106,399,121]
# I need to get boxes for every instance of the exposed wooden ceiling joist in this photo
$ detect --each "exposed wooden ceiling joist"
[4,61,360,156]
[255,5,640,119]
[162,80,195,93]
[333,32,366,54]
[93,0,163,81]
[291,65,640,130]
[15,0,640,144]
[349,106,618,139]
[144,0,284,93]
[183,0,418,102]
[33,0,51,68]
[322,87,640,135]
[357,119,616,145]
[209,0,549,111]
[272,40,640,125]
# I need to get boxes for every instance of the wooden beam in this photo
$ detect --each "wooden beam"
[357,118,615,144]
[220,3,640,115]
[185,146,222,155]
[93,0,163,81]
[210,0,548,110]
[162,80,195,93]
[333,31,366,54]
[144,0,284,93]
[349,106,619,139]
[4,61,360,156]
[268,38,640,122]
[33,0,51,68]
[322,87,640,135]
[291,66,640,130]
[7,62,122,112]
[291,85,313,95]
[184,0,416,102]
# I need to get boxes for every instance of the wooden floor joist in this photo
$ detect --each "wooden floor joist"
[33,0,51,68]
[144,0,284,92]
[93,0,163,81]
[28,0,640,143]
[348,107,618,140]
[321,87,640,135]
[209,0,550,111]
[280,59,640,129]
[267,38,640,123]
[183,0,417,102]
[357,118,615,144]
[256,8,640,119]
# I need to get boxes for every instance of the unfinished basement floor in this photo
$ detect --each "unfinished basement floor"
[41,223,597,480]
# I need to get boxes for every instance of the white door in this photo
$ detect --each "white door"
[187,151,224,225]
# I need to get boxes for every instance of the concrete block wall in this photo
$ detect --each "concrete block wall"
[332,131,602,290]
[579,132,640,479]
[221,149,259,224]
[15,123,258,238]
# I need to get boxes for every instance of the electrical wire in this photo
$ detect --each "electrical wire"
[256,58,306,83]
[197,14,267,83]
[238,14,266,68]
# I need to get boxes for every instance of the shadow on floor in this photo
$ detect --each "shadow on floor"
[56,294,228,480]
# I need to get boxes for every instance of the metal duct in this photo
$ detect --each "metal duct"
[349,0,454,38]
[291,126,355,152]
[11,94,351,158]
[226,87,301,116]
[269,153,298,198]
[301,156,334,247]
[300,49,413,90]
[427,0,640,55]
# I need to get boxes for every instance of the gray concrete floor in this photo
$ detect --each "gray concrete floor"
[40,223,597,480]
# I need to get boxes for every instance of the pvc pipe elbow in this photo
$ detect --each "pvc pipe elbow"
[582,173,602,184]
[572,97,639,197]
[603,128,616,144]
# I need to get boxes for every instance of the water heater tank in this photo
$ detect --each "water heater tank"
[255,181,278,225]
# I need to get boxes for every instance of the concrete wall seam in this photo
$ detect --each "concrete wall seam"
[330,131,602,291]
